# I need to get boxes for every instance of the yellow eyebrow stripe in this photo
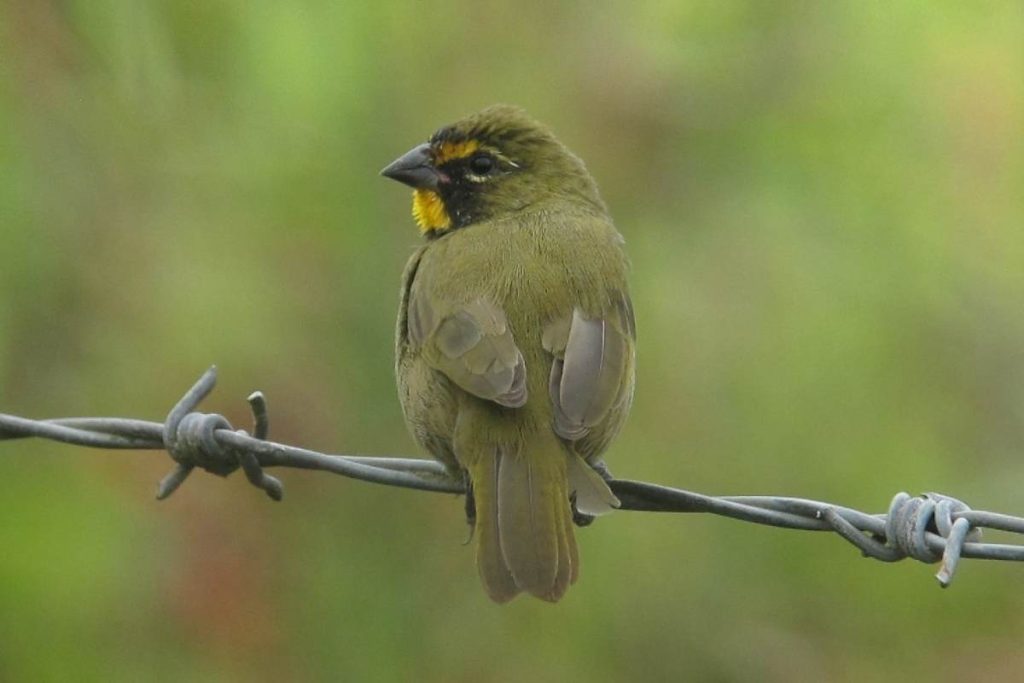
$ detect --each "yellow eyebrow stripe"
[434,139,480,164]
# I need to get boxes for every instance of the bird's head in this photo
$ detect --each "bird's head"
[381,105,605,237]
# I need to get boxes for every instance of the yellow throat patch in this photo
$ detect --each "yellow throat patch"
[410,139,481,234]
[412,189,451,234]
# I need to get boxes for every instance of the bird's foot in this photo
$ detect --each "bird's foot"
[462,476,476,544]
[570,493,596,527]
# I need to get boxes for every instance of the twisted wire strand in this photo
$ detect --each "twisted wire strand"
[2,366,1022,587]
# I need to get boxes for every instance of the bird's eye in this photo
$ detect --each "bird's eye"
[468,154,495,175]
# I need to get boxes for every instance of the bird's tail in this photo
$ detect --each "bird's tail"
[466,438,617,603]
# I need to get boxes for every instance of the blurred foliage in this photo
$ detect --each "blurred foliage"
[1,1,1023,680]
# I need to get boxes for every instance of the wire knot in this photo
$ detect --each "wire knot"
[821,491,983,586]
[884,492,982,586]
[156,367,282,502]
[166,412,238,475]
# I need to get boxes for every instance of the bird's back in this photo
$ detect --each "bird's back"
[398,204,631,443]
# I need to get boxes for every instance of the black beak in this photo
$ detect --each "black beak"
[380,143,440,191]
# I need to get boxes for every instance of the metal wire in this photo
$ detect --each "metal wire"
[2,366,1022,588]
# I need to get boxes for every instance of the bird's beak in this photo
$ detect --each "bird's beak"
[380,143,441,191]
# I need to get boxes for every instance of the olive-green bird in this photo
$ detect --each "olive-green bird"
[381,105,635,603]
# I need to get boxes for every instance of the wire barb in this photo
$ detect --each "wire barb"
[2,366,1022,588]
[155,367,281,501]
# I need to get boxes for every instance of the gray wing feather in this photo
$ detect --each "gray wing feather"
[547,297,632,441]
[410,293,527,408]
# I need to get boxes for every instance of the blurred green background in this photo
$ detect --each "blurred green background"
[2,1,1022,680]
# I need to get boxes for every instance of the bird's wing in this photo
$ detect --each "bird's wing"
[542,290,636,441]
[408,292,527,408]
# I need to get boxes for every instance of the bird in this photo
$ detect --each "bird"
[381,105,636,603]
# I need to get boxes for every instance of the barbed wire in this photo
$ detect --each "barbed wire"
[2,366,1023,587]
